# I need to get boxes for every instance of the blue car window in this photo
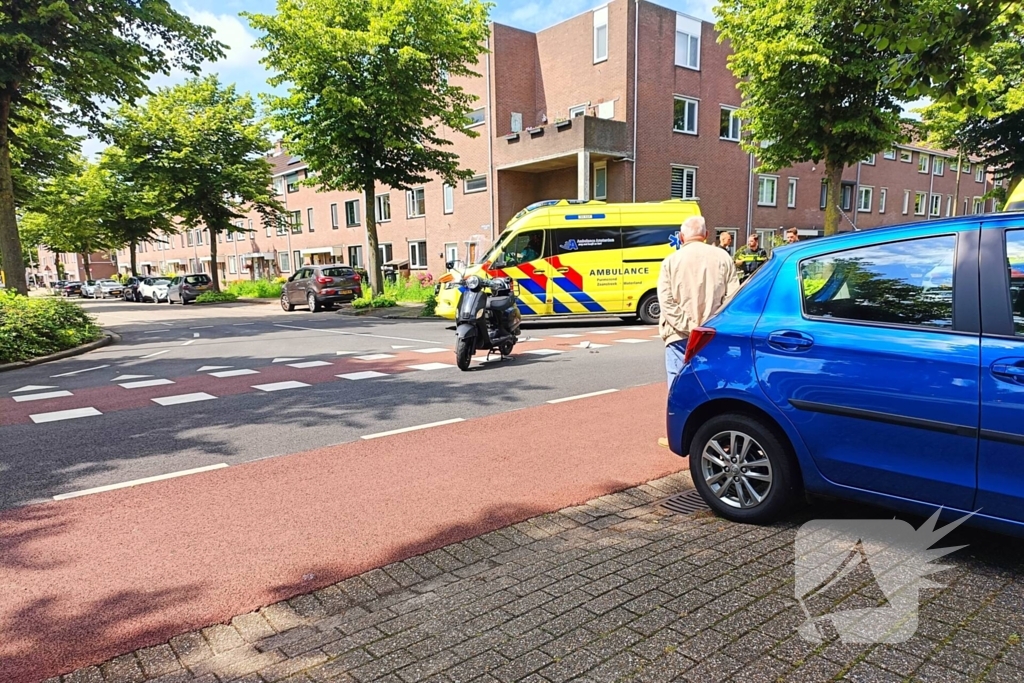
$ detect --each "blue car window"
[1007,229,1024,336]
[800,235,956,329]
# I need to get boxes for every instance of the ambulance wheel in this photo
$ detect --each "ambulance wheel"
[638,292,660,325]
[456,337,474,371]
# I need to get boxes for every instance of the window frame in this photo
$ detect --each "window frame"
[787,177,798,208]
[409,240,428,270]
[675,14,701,70]
[933,157,945,176]
[670,165,697,200]
[672,96,699,135]
[593,6,609,63]
[884,148,897,160]
[465,108,485,128]
[376,193,391,223]
[900,150,914,163]
[879,188,887,214]
[918,154,930,174]
[902,190,911,215]
[330,203,339,229]
[307,207,315,232]
[930,193,942,216]
[345,199,361,227]
[757,175,778,207]
[407,187,426,218]
[442,184,454,214]
[857,186,873,213]
[444,242,459,264]
[862,154,876,166]
[719,106,741,141]
[463,175,487,194]
[593,162,608,200]
[914,192,927,216]
[568,103,589,119]
[290,210,302,234]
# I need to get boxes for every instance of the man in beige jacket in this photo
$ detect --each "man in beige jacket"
[658,215,741,389]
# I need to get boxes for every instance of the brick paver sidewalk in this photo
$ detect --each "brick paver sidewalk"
[56,473,1024,683]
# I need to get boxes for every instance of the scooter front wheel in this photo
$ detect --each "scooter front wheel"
[456,337,474,371]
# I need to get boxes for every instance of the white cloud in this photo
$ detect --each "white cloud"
[184,5,265,70]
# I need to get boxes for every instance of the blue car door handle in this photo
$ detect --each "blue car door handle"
[992,361,1024,382]
[767,331,814,351]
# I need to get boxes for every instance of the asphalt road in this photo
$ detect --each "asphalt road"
[0,299,667,509]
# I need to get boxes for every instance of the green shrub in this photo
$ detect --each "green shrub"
[351,295,397,310]
[0,291,102,364]
[225,279,283,298]
[195,291,238,304]
[421,294,438,317]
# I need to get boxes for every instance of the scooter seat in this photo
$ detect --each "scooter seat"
[487,295,512,310]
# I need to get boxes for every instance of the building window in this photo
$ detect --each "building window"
[857,186,873,212]
[879,188,887,214]
[278,251,291,272]
[593,6,608,63]
[951,158,960,173]
[820,181,828,210]
[569,103,588,118]
[330,203,339,229]
[444,242,459,265]
[197,230,204,246]
[946,195,953,216]
[594,163,608,200]
[293,249,301,269]
[228,256,237,274]
[276,215,288,236]
[841,183,854,211]
[273,177,285,196]
[933,157,945,176]
[787,178,797,208]
[675,14,701,70]
[378,242,393,265]
[345,199,360,226]
[225,231,232,242]
[884,148,897,160]
[465,108,485,128]
[902,190,910,215]
[918,154,930,174]
[307,207,315,232]
[187,231,194,247]
[973,197,983,214]
[376,194,391,222]
[673,97,698,135]
[670,165,697,199]
[720,107,740,141]
[863,154,876,165]
[930,193,941,216]
[348,245,363,268]
[914,192,927,216]
[266,219,272,237]
[963,162,972,175]
[409,240,428,269]
[976,166,985,183]
[286,172,300,193]
[900,150,913,163]
[511,112,523,133]
[407,188,426,217]
[290,210,302,234]
[443,184,454,214]
[757,176,778,206]
[464,175,487,193]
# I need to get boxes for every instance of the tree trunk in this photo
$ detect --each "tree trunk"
[209,227,220,292]
[954,148,963,216]
[0,93,27,295]
[82,252,92,281]
[823,160,845,236]
[130,238,139,277]
[364,184,383,296]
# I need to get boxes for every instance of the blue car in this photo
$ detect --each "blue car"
[667,212,1024,535]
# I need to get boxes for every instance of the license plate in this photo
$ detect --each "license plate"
[338,289,352,295]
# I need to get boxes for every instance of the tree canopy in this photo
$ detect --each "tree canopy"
[245,0,492,294]
[0,0,223,293]
[715,0,906,235]
[108,75,281,292]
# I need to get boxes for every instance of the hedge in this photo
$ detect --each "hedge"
[0,292,102,364]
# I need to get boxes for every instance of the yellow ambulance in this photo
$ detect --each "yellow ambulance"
[435,199,702,324]
[1006,179,1024,212]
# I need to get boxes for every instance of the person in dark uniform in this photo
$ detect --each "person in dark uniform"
[734,234,769,281]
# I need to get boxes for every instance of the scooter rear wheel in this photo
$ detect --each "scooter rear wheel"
[456,337,474,371]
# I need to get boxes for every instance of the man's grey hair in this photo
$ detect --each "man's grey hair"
[680,215,707,240]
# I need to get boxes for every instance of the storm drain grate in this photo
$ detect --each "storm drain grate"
[659,489,710,515]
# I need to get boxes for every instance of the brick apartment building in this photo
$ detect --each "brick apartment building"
[99,0,1000,285]
[31,249,117,287]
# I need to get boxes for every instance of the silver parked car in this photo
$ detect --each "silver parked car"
[96,279,124,299]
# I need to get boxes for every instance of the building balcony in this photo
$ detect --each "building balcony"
[496,115,630,172]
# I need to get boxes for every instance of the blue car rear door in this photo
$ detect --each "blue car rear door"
[976,222,1024,522]
[753,226,981,510]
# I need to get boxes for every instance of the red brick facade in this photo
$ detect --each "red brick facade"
[96,0,1000,284]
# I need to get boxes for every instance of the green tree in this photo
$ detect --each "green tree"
[245,0,492,295]
[715,0,905,235]
[0,1,222,294]
[109,76,281,292]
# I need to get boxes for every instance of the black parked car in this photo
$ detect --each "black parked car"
[61,281,83,297]
[123,276,143,302]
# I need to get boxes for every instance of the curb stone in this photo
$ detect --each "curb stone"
[0,330,120,374]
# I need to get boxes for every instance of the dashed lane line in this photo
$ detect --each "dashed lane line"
[139,350,170,359]
[338,371,389,380]
[152,393,217,406]
[354,354,394,361]
[120,379,175,389]
[182,340,197,346]
[209,369,259,378]
[253,381,310,392]
[10,385,58,393]
[30,407,103,424]
[274,323,439,345]
[287,361,333,369]
[12,390,73,403]
[407,363,455,371]
[547,389,620,404]
[52,463,228,501]
[361,418,465,440]
[51,365,110,378]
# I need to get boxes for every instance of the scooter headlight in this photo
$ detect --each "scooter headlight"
[465,275,481,291]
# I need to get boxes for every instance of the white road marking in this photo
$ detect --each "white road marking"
[193,333,200,338]
[274,323,438,345]
[253,381,310,392]
[10,385,58,393]
[189,325,213,330]
[392,345,413,349]
[571,342,609,349]
[112,375,152,381]
[210,369,259,378]
[12,390,73,403]
[615,338,651,344]
[181,340,196,346]
[152,392,217,406]
[412,348,449,354]
[233,323,255,326]
[524,349,563,356]
[157,322,174,327]
[120,379,175,389]
[550,333,583,338]
[520,337,544,342]
[361,418,465,440]
[273,357,303,363]
[139,350,169,359]
[547,389,619,404]
[355,354,395,361]
[51,365,110,378]
[336,351,358,356]
[144,330,164,334]
[197,366,232,372]
[52,463,228,500]
[407,362,455,371]
[338,371,389,380]
[622,326,651,331]
[30,407,102,424]
[287,360,332,369]
[588,330,616,335]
